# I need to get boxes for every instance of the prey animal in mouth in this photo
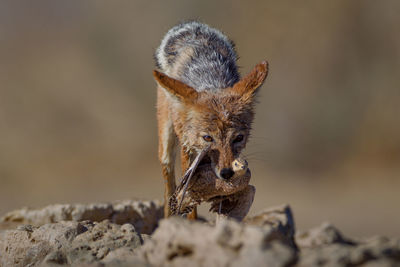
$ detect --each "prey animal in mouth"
[169,149,255,221]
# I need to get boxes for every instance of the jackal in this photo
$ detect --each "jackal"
[153,21,268,217]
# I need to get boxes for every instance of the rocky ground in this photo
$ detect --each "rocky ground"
[0,200,399,266]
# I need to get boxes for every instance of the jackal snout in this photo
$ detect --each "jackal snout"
[209,148,236,180]
[220,168,234,180]
[216,155,248,180]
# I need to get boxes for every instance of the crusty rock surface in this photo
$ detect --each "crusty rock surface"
[135,215,297,267]
[1,200,400,266]
[295,222,355,248]
[0,199,163,235]
[0,220,143,266]
[245,204,297,249]
[296,224,400,266]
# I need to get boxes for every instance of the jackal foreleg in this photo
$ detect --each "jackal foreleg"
[158,109,177,218]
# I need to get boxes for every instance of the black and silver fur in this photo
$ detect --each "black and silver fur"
[155,21,240,91]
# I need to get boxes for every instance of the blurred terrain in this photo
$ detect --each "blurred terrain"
[0,1,399,237]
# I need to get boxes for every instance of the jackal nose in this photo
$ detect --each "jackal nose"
[220,168,234,180]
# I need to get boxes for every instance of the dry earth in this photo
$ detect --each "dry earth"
[0,200,399,266]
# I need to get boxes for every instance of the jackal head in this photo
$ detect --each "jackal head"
[154,61,268,180]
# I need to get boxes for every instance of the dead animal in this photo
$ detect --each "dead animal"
[169,155,255,221]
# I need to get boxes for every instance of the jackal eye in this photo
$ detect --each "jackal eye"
[233,134,244,143]
[203,135,213,142]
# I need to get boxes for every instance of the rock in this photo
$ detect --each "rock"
[67,221,142,264]
[135,216,297,267]
[297,236,400,267]
[1,201,400,266]
[245,204,297,249]
[0,220,143,266]
[101,247,149,267]
[296,222,354,248]
[0,221,80,266]
[297,225,400,267]
[0,199,163,234]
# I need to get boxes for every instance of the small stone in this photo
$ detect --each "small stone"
[120,223,136,233]
[16,224,35,232]
[43,250,68,265]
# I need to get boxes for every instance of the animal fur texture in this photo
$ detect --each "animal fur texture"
[169,156,255,221]
[154,21,268,217]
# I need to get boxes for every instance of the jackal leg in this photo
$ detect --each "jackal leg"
[157,97,177,217]
[180,147,198,220]
[210,185,256,221]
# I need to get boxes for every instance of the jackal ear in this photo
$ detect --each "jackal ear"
[232,61,268,100]
[153,70,198,103]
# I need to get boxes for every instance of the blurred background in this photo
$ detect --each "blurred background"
[0,1,399,237]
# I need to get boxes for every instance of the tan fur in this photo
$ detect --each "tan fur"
[154,70,198,103]
[155,61,268,218]
[231,61,269,99]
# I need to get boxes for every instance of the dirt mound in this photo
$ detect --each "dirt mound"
[1,201,399,266]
